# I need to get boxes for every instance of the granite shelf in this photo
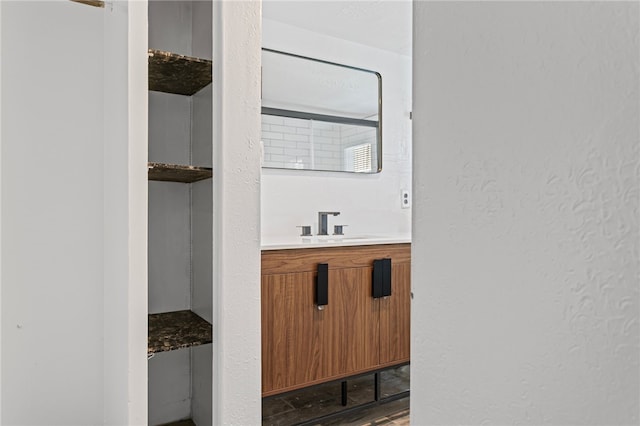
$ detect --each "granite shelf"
[148,162,212,183]
[162,420,195,426]
[148,49,212,96]
[148,310,212,355]
[70,0,105,7]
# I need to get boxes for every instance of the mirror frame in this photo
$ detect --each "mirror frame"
[261,48,383,173]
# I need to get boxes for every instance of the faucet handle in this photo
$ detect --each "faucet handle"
[333,225,348,236]
[297,225,312,236]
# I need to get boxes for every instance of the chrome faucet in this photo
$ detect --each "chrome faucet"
[317,211,340,236]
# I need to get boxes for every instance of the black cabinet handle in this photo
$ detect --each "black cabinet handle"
[382,258,392,297]
[316,263,329,307]
[373,259,384,298]
[372,258,392,298]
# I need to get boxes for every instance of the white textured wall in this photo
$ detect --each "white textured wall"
[1,2,148,424]
[412,2,639,425]
[261,18,411,241]
[212,1,262,424]
[103,1,148,424]
[1,3,105,423]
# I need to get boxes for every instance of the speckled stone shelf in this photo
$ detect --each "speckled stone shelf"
[159,420,195,426]
[148,162,212,183]
[148,49,212,96]
[148,310,212,355]
[70,0,104,7]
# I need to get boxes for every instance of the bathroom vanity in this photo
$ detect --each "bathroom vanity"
[261,240,410,397]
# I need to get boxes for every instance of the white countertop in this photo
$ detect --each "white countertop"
[261,234,411,250]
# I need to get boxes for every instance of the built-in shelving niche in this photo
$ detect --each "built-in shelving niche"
[147,2,214,425]
[146,162,212,355]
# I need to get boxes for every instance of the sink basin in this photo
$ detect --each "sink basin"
[341,235,385,242]
[261,234,410,250]
[302,235,384,243]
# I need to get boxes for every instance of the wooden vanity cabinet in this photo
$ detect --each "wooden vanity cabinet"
[261,243,410,397]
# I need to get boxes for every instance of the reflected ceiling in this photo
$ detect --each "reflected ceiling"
[262,0,412,57]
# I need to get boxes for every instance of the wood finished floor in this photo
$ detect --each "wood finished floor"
[263,365,410,426]
[159,366,409,426]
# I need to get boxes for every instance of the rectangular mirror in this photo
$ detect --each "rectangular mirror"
[261,48,382,173]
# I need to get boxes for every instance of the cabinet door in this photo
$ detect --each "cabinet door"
[261,266,380,395]
[262,272,327,395]
[379,261,411,365]
[325,267,379,378]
